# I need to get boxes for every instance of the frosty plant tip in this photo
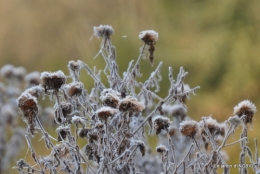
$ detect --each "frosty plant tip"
[11,24,260,174]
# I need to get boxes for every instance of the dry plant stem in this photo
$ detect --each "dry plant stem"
[255,139,259,172]
[119,145,138,169]
[25,135,45,174]
[240,121,248,174]
[35,117,75,174]
[174,143,194,173]
[177,154,207,174]
[119,43,146,92]
[80,61,105,91]
[132,87,199,136]
[167,133,176,164]
[224,137,248,147]
[137,61,163,97]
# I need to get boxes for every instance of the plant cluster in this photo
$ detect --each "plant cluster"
[2,25,259,174]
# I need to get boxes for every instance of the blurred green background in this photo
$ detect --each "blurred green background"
[1,0,260,173]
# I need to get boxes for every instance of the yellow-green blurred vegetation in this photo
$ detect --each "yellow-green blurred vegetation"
[1,0,260,173]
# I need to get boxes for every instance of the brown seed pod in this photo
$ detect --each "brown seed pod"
[234,100,257,124]
[179,120,198,137]
[118,96,145,116]
[40,71,66,92]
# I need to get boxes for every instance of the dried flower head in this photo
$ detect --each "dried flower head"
[56,125,71,141]
[152,115,171,135]
[54,102,72,124]
[78,128,90,139]
[135,140,146,156]
[93,25,114,38]
[139,30,158,45]
[168,125,178,137]
[119,96,145,116]
[100,88,121,108]
[234,100,257,124]
[17,92,39,135]
[66,81,84,97]
[156,145,167,153]
[179,120,198,137]
[71,116,85,127]
[1,104,17,125]
[25,86,43,98]
[25,71,41,87]
[68,60,81,72]
[40,71,66,92]
[163,104,187,119]
[228,115,241,127]
[13,67,26,81]
[0,64,14,79]
[96,106,118,120]
[200,117,221,137]
[17,92,38,125]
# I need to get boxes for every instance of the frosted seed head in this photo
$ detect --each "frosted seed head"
[119,96,145,116]
[65,82,84,97]
[71,116,85,127]
[25,72,41,87]
[40,71,66,91]
[68,60,81,71]
[17,92,38,124]
[78,128,90,138]
[139,30,158,45]
[152,115,171,135]
[0,64,14,79]
[13,67,26,81]
[234,100,257,124]
[156,145,167,153]
[56,125,70,141]
[96,106,118,120]
[135,140,146,156]
[100,88,121,108]
[179,120,198,137]
[93,25,114,38]
[200,117,221,137]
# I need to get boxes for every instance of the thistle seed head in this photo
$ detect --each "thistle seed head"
[234,100,257,124]
[66,81,84,97]
[40,71,66,91]
[179,120,198,137]
[0,64,14,79]
[156,145,167,153]
[96,106,118,120]
[25,72,41,88]
[139,30,158,45]
[152,115,171,135]
[100,88,121,108]
[118,96,145,116]
[93,25,114,38]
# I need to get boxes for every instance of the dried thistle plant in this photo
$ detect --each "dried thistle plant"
[2,25,258,174]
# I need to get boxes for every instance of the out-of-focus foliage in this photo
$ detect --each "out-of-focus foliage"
[1,0,260,173]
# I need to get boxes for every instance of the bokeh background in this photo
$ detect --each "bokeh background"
[1,0,260,173]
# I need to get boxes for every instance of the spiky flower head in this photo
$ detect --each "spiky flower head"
[40,71,66,91]
[118,96,145,116]
[152,115,171,135]
[156,145,167,153]
[179,120,198,137]
[65,81,84,97]
[100,88,121,108]
[139,30,158,45]
[234,100,257,124]
[96,106,118,120]
[93,25,114,38]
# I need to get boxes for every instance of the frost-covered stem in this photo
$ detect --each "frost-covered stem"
[240,122,248,174]
[75,124,79,147]
[167,133,176,164]
[224,137,248,147]
[78,153,97,174]
[137,61,163,97]
[119,43,146,91]
[25,135,45,174]
[80,61,105,91]
[217,124,235,151]
[192,137,207,163]
[174,143,194,173]
[119,145,138,169]
[177,154,207,174]
[35,117,75,174]
[255,139,259,173]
